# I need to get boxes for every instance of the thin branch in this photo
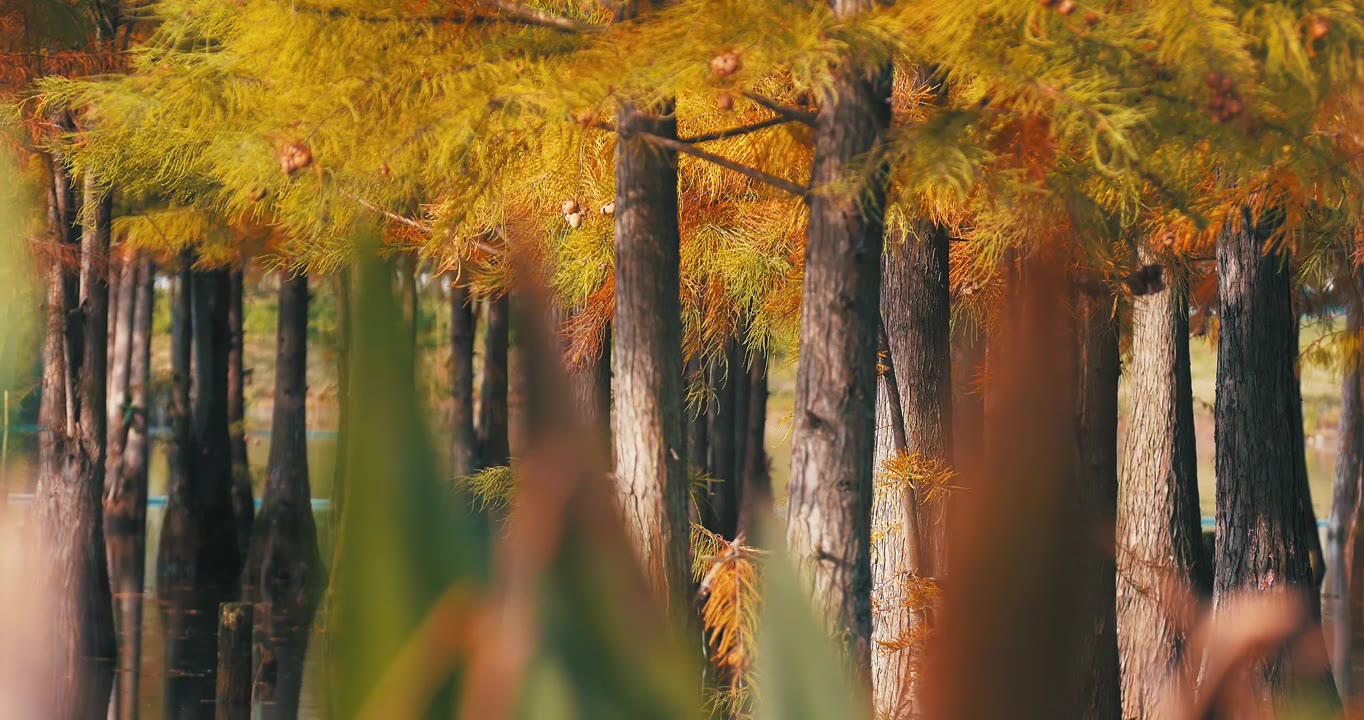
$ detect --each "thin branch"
[741,92,816,126]
[634,131,807,198]
[474,1,602,32]
[680,115,791,144]
[310,1,601,32]
[339,189,501,255]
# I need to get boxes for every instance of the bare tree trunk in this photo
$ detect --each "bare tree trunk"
[35,167,118,720]
[686,354,708,484]
[477,293,510,468]
[1215,209,1338,705]
[450,281,478,477]
[572,325,612,457]
[227,269,254,560]
[243,272,323,720]
[1072,284,1121,719]
[333,271,351,517]
[701,339,741,539]
[1117,255,1207,719]
[786,6,889,678]
[611,98,691,618]
[736,351,770,539]
[870,224,952,718]
[399,255,419,378]
[157,261,245,720]
[107,247,136,459]
[105,257,154,720]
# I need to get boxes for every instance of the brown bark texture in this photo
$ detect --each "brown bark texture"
[35,167,117,720]
[611,99,692,618]
[1116,257,1207,719]
[736,351,771,539]
[1214,209,1336,703]
[785,9,890,678]
[227,269,254,560]
[242,273,323,720]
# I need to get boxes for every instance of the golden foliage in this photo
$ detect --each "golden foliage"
[692,525,763,706]
[877,450,957,512]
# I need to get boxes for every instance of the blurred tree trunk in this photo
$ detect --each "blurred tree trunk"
[1071,284,1121,719]
[573,325,612,456]
[786,9,890,678]
[450,281,478,477]
[1215,209,1337,704]
[35,165,117,720]
[227,269,254,559]
[701,338,741,539]
[158,261,245,720]
[611,97,691,616]
[399,255,419,377]
[736,351,770,539]
[243,272,323,720]
[1116,255,1207,718]
[333,271,351,517]
[686,354,708,486]
[1325,265,1360,695]
[478,293,510,468]
[105,256,154,720]
[107,247,136,459]
[951,325,985,500]
[870,224,952,719]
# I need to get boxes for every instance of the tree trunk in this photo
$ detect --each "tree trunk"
[611,99,691,617]
[951,326,985,492]
[158,261,245,720]
[399,255,419,378]
[107,247,136,461]
[1215,210,1336,703]
[736,351,770,539]
[333,271,351,517]
[870,224,952,718]
[686,354,708,483]
[227,269,254,561]
[477,293,510,468]
[1071,284,1121,719]
[450,281,478,477]
[105,256,155,720]
[701,340,740,539]
[242,272,323,720]
[573,324,612,457]
[785,10,889,677]
[35,167,118,720]
[1116,256,1207,719]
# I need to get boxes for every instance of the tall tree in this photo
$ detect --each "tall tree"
[1116,256,1207,718]
[157,260,245,719]
[227,268,255,559]
[478,293,511,468]
[1214,209,1334,700]
[106,246,136,459]
[104,255,154,720]
[35,166,117,720]
[870,223,952,718]
[736,350,770,538]
[242,271,323,720]
[612,94,690,615]
[785,0,890,677]
[1071,283,1121,718]
[701,339,742,539]
[450,280,478,477]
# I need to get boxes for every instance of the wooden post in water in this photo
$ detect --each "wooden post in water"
[216,602,254,720]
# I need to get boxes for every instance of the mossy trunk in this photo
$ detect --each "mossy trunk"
[243,272,323,720]
[1116,253,1206,718]
[105,256,155,720]
[1214,209,1337,706]
[477,293,510,469]
[35,166,117,720]
[157,260,245,720]
[450,281,478,477]
[785,6,890,678]
[611,98,691,617]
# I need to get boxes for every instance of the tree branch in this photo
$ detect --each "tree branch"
[680,115,792,144]
[635,131,807,198]
[312,1,601,32]
[474,1,602,32]
[741,92,816,126]
[339,189,500,255]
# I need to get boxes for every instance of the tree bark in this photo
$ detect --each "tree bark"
[450,281,478,477]
[158,261,245,720]
[573,324,612,458]
[611,98,691,617]
[686,354,708,483]
[701,340,740,539]
[870,224,952,718]
[785,6,889,677]
[1214,209,1336,702]
[399,255,419,378]
[736,351,770,539]
[105,256,155,720]
[242,272,323,720]
[1072,284,1121,719]
[227,269,254,561]
[107,247,136,461]
[35,167,118,720]
[477,293,510,468]
[1116,256,1207,719]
